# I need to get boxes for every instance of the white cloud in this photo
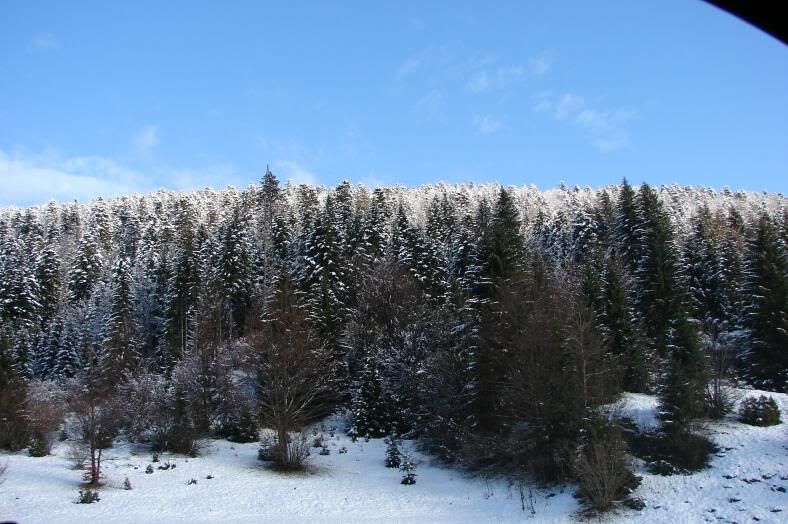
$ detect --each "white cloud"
[274,160,318,185]
[473,114,502,135]
[0,149,151,206]
[31,33,59,51]
[0,148,254,207]
[534,93,636,152]
[132,125,159,157]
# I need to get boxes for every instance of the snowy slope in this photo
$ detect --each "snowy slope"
[1,390,786,524]
[608,390,788,524]
[0,432,577,523]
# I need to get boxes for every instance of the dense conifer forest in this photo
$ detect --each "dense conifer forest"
[1,174,786,506]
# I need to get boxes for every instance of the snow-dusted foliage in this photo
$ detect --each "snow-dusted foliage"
[0,176,785,502]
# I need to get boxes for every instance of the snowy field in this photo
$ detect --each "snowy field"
[1,390,786,524]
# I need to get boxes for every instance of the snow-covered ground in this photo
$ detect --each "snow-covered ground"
[1,390,786,523]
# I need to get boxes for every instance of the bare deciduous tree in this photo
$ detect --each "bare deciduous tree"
[68,384,119,485]
[252,279,332,469]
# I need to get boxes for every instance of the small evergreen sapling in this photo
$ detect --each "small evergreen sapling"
[400,453,416,485]
[76,488,100,504]
[385,436,401,468]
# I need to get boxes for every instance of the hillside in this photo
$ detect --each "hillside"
[1,177,786,520]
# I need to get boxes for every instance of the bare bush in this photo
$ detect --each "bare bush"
[703,323,738,418]
[576,425,638,512]
[65,440,89,470]
[118,372,200,455]
[26,380,66,456]
[0,461,7,487]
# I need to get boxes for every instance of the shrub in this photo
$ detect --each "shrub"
[0,461,7,487]
[738,396,781,427]
[25,380,66,457]
[575,420,640,513]
[272,432,312,471]
[145,464,154,474]
[76,489,100,504]
[28,437,47,457]
[258,430,276,462]
[319,446,330,456]
[223,408,259,444]
[65,441,88,470]
[123,477,132,490]
[626,429,716,475]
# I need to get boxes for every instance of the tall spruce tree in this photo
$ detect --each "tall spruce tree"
[742,213,788,391]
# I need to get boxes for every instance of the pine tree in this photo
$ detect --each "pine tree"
[399,452,417,485]
[635,183,680,357]
[349,353,389,439]
[384,435,401,468]
[68,231,102,304]
[219,204,253,338]
[300,195,348,388]
[601,257,649,392]
[34,243,61,323]
[0,237,41,325]
[615,179,639,274]
[742,213,788,391]
[481,187,524,290]
[103,255,141,383]
[658,315,707,434]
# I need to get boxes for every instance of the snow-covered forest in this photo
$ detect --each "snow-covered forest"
[0,174,786,519]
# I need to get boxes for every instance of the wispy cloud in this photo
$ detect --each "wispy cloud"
[528,50,554,77]
[415,90,446,121]
[534,92,636,152]
[466,65,526,93]
[132,125,159,157]
[31,33,59,51]
[473,114,502,135]
[464,51,552,94]
[274,160,318,185]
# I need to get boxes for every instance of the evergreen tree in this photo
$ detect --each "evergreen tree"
[399,452,417,485]
[742,213,788,391]
[103,255,141,383]
[68,231,102,304]
[635,184,681,357]
[480,187,524,291]
[615,179,639,274]
[349,353,389,439]
[601,257,649,392]
[384,435,401,468]
[34,243,61,323]
[219,204,253,338]
[658,315,708,434]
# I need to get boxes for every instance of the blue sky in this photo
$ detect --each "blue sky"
[1,0,786,206]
